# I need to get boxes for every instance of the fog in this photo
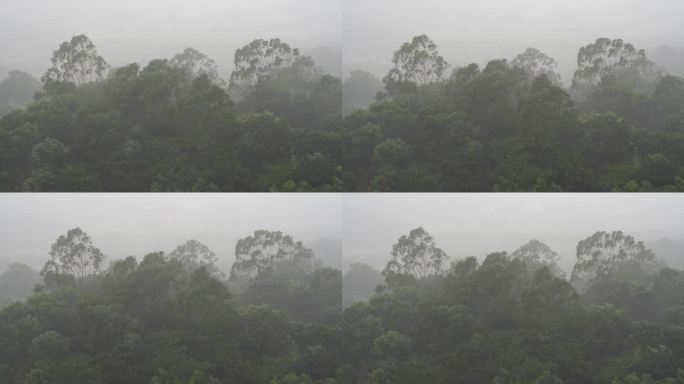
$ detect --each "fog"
[4,1,684,84]
[0,194,343,273]
[0,0,342,79]
[342,194,684,273]
[343,0,684,82]
[3,194,684,276]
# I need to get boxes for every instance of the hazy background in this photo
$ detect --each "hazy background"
[2,1,683,85]
[343,0,684,83]
[342,194,684,274]
[0,194,343,274]
[0,0,342,80]
[3,194,682,277]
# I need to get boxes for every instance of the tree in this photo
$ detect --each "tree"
[383,35,448,89]
[230,230,314,279]
[41,35,109,86]
[342,70,384,114]
[511,239,565,277]
[169,48,223,86]
[343,263,384,307]
[511,48,562,85]
[41,227,104,279]
[571,231,658,291]
[0,71,42,116]
[168,239,223,279]
[229,38,303,93]
[0,263,40,307]
[572,38,662,94]
[383,227,448,280]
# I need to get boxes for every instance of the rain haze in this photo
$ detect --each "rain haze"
[342,0,684,83]
[0,194,343,274]
[0,0,342,79]
[342,194,684,274]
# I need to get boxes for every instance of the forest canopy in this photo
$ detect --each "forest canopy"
[3,226,684,383]
[0,34,683,191]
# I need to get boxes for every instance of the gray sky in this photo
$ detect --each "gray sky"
[343,0,684,82]
[3,1,684,84]
[0,194,343,273]
[0,0,342,79]
[342,194,684,273]
[2,194,683,276]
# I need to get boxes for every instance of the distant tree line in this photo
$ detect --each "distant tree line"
[0,34,683,191]
[3,226,684,383]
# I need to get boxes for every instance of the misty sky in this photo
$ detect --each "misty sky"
[342,194,684,273]
[2,194,683,276]
[3,0,684,84]
[0,0,341,78]
[0,194,342,273]
[342,0,684,81]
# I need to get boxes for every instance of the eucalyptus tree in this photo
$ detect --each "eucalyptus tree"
[572,38,662,93]
[383,227,448,279]
[229,38,303,94]
[511,47,562,85]
[230,230,314,279]
[41,227,105,279]
[383,35,448,90]
[168,239,223,279]
[511,239,565,277]
[41,35,109,86]
[169,47,224,86]
[571,230,659,291]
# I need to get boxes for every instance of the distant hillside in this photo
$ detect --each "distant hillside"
[648,237,684,269]
[306,46,341,76]
[0,70,42,116]
[649,46,684,76]
[306,238,342,269]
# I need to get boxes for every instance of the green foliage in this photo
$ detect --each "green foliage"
[231,230,314,280]
[0,71,42,117]
[3,228,684,383]
[42,34,109,87]
[383,34,449,90]
[383,227,448,283]
[1,35,684,191]
[41,227,104,280]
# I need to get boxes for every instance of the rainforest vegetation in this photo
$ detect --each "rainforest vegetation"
[2,227,684,383]
[0,34,683,191]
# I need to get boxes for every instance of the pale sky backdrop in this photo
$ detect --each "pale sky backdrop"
[342,194,684,274]
[0,0,342,79]
[2,1,683,84]
[343,0,684,82]
[2,194,683,276]
[0,194,343,273]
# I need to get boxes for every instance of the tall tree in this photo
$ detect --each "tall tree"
[383,227,448,279]
[571,230,658,290]
[383,35,448,88]
[168,239,223,278]
[169,47,223,86]
[511,48,562,85]
[0,70,42,116]
[229,38,303,93]
[511,239,564,277]
[41,227,105,279]
[41,35,109,86]
[571,38,661,93]
[230,230,314,279]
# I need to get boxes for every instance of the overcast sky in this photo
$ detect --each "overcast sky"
[0,0,341,78]
[343,0,684,81]
[0,194,342,273]
[2,194,683,276]
[3,1,683,83]
[342,194,684,273]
